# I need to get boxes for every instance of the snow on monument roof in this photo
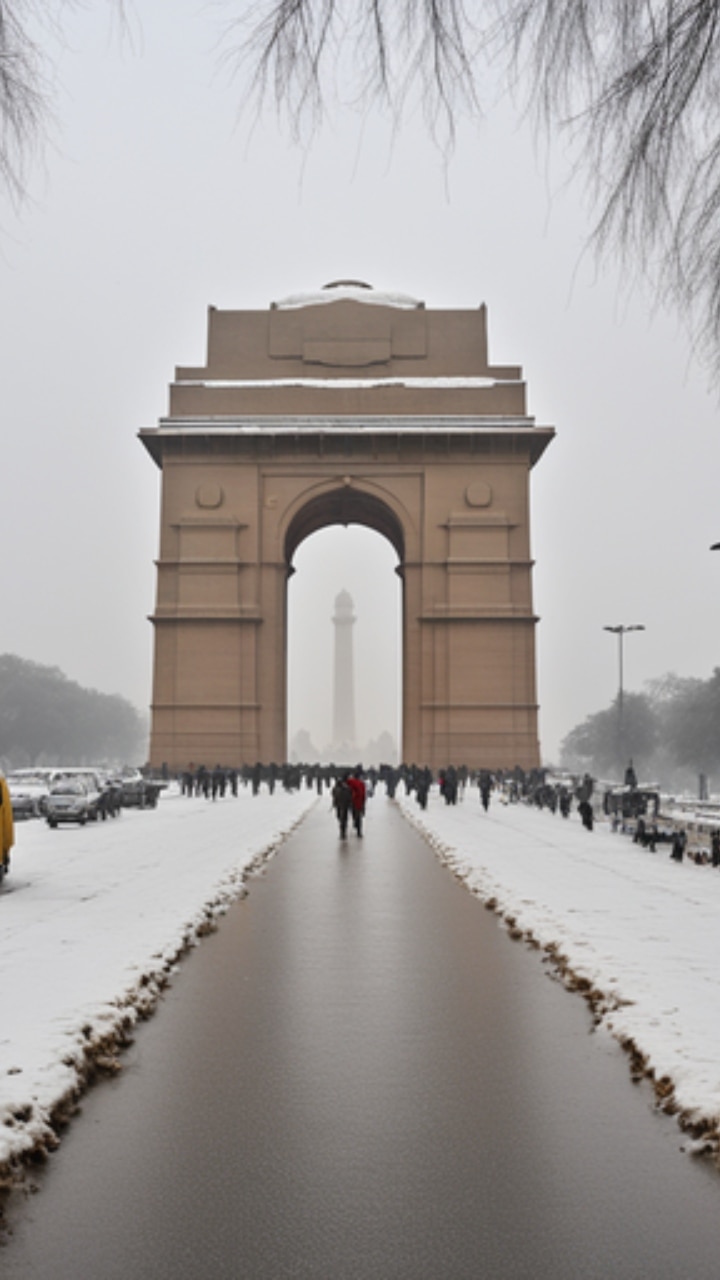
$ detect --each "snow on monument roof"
[271,282,424,310]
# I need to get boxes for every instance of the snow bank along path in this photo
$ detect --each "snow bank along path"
[397,788,720,1160]
[0,786,316,1191]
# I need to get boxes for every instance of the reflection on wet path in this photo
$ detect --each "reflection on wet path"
[5,798,720,1278]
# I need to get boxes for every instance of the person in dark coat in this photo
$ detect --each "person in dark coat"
[440,767,458,805]
[624,760,638,789]
[332,774,352,839]
[670,830,686,862]
[578,799,594,831]
[712,830,720,868]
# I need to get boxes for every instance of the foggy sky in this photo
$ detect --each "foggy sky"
[1,1,719,763]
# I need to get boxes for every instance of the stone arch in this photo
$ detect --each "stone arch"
[283,485,406,567]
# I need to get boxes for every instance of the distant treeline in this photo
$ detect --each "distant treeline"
[0,654,147,770]
[560,671,720,789]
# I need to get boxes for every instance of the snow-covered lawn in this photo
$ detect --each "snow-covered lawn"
[397,787,720,1156]
[0,785,317,1183]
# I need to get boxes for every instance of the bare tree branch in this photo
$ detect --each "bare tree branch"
[222,0,484,143]
[5,0,720,376]
[228,0,720,376]
[0,0,47,202]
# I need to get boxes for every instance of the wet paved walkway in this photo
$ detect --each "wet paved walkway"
[5,797,720,1278]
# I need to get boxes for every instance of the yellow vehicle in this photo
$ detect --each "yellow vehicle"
[0,773,15,885]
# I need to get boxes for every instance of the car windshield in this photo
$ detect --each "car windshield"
[51,782,85,796]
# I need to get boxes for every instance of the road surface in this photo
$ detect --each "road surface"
[5,796,720,1277]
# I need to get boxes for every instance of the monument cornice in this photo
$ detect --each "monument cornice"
[139,416,554,468]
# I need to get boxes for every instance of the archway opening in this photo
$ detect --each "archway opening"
[287,524,402,765]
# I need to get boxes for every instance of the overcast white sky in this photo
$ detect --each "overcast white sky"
[1,1,718,764]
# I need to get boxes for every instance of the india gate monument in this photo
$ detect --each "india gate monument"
[140,282,554,769]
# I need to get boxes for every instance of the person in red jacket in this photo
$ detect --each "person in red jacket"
[347,769,367,837]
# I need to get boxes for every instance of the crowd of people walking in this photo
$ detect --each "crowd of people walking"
[169,756,720,867]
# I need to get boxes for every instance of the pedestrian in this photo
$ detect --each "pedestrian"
[440,766,458,805]
[670,830,686,862]
[578,798,594,831]
[332,774,352,839]
[347,769,367,836]
[712,830,720,868]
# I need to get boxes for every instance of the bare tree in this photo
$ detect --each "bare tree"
[230,0,720,374]
[505,1,720,374]
[225,0,485,141]
[5,1,720,372]
[0,0,47,202]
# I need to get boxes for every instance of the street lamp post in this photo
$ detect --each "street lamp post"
[603,624,645,775]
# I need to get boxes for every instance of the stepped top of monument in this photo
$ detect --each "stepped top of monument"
[272,282,424,310]
[165,286,535,420]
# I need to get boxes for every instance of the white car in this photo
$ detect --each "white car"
[45,778,102,827]
[7,773,51,820]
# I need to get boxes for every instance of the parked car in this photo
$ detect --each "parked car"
[119,769,164,809]
[7,772,51,819]
[45,778,102,827]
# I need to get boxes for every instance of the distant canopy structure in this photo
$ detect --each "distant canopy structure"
[140,283,554,769]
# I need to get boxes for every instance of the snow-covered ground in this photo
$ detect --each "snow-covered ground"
[397,786,720,1157]
[3,780,720,1194]
[0,784,317,1185]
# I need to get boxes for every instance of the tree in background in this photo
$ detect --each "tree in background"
[0,654,147,769]
[560,669,720,791]
[4,3,720,370]
[663,667,720,778]
[560,692,659,782]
